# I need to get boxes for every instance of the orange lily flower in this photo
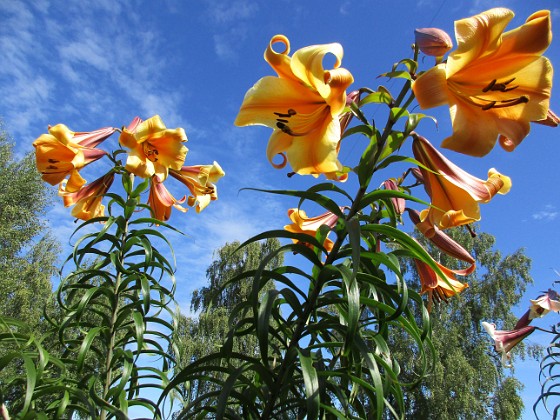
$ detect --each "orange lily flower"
[169,162,225,213]
[33,124,114,192]
[234,35,354,181]
[412,134,511,234]
[58,172,115,221]
[119,115,188,180]
[147,175,187,222]
[414,254,471,311]
[413,8,553,156]
[481,322,536,367]
[284,208,340,252]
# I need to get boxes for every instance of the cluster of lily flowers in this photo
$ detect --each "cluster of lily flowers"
[233,8,558,366]
[33,115,224,222]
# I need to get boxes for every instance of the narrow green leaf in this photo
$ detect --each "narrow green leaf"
[298,349,320,420]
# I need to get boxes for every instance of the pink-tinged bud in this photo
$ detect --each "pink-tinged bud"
[383,179,406,215]
[410,167,424,184]
[415,27,453,57]
[339,90,362,135]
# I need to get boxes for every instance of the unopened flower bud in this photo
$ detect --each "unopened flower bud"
[415,27,453,58]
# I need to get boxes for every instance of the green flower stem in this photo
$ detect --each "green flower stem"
[261,57,421,417]
[99,172,134,420]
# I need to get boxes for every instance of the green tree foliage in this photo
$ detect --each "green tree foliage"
[172,238,283,412]
[392,226,531,419]
[0,131,60,328]
[0,129,60,409]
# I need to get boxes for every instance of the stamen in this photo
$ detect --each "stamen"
[273,109,297,118]
[484,96,529,110]
[482,78,518,93]
[143,143,159,162]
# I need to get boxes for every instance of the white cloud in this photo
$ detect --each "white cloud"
[206,0,259,24]
[532,205,558,221]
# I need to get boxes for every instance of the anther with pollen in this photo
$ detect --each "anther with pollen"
[482,78,518,93]
[481,96,529,110]
[274,108,299,136]
[273,109,297,118]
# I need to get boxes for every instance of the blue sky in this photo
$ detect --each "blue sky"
[1,0,559,417]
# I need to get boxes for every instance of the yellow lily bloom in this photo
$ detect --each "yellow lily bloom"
[58,172,115,221]
[414,256,470,311]
[119,115,188,180]
[169,161,225,213]
[413,8,553,156]
[412,134,511,234]
[235,35,354,181]
[284,208,340,252]
[33,124,114,192]
[147,176,187,222]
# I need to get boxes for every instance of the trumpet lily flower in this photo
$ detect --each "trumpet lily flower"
[412,134,511,234]
[412,8,553,156]
[515,289,560,328]
[481,322,536,367]
[33,124,114,192]
[169,162,225,212]
[284,208,340,252]
[119,115,188,180]
[147,175,187,222]
[58,172,115,221]
[234,35,354,181]
[414,253,470,311]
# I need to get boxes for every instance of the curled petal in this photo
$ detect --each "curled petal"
[235,35,353,180]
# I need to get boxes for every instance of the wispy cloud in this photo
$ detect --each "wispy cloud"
[203,0,258,61]
[532,205,558,222]
[0,1,187,144]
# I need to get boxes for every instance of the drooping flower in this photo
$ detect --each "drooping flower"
[481,322,536,367]
[33,124,114,192]
[147,175,187,222]
[414,253,470,311]
[412,134,511,234]
[234,35,354,181]
[406,208,475,267]
[169,162,225,213]
[515,289,560,329]
[413,8,553,156]
[119,115,188,180]
[284,208,341,252]
[415,27,453,59]
[58,172,115,221]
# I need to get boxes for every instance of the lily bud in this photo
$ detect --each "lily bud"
[415,27,453,58]
[339,90,361,135]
